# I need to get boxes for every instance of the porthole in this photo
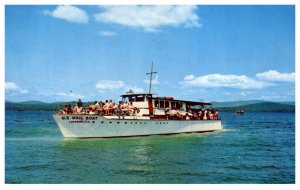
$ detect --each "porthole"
[140,122,142,124]
[101,121,104,123]
[144,122,146,124]
[109,121,112,124]
[125,122,127,124]
[135,122,137,124]
[130,122,132,124]
[160,122,162,124]
[117,121,120,124]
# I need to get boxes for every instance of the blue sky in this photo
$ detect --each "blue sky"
[5,5,295,103]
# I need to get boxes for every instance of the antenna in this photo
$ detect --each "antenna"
[146,62,157,94]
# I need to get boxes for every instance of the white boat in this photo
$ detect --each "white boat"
[53,64,222,138]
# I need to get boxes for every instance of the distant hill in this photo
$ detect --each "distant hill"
[5,100,295,112]
[211,100,265,108]
[280,101,295,106]
[217,102,295,112]
[5,101,92,111]
[15,100,46,105]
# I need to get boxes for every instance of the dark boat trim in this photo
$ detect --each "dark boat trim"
[74,130,216,139]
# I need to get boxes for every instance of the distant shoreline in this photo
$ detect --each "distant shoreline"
[5,101,295,113]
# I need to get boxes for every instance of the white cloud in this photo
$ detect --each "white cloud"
[44,5,89,24]
[56,92,84,99]
[99,31,117,36]
[240,92,250,96]
[96,80,126,90]
[95,80,144,93]
[180,74,271,89]
[184,74,195,81]
[94,5,200,32]
[256,70,295,82]
[20,89,29,94]
[5,82,28,94]
[5,82,18,91]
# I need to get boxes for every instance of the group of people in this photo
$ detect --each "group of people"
[58,99,219,120]
[189,108,219,120]
[165,106,219,120]
[58,99,138,117]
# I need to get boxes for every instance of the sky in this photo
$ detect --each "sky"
[5,5,295,103]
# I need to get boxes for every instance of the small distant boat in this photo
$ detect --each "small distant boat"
[235,109,245,115]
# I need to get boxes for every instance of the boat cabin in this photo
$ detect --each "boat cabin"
[120,92,212,118]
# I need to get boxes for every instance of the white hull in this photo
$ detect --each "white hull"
[53,114,222,138]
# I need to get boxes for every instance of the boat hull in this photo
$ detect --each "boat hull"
[53,114,223,138]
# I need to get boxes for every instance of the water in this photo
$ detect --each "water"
[5,111,295,184]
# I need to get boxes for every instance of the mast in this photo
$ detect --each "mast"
[146,62,157,94]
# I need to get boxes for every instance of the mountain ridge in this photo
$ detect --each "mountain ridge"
[5,100,295,112]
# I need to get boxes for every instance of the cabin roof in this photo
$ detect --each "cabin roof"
[152,97,211,106]
[120,93,152,97]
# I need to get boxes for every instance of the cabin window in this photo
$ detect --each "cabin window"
[159,101,165,108]
[176,102,182,109]
[171,102,175,109]
[127,96,134,102]
[165,101,170,108]
[154,100,159,107]
[135,95,145,102]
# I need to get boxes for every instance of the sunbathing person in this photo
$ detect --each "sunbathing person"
[210,111,214,120]
[185,113,191,120]
[103,100,112,115]
[169,109,179,120]
[127,102,136,115]
[93,101,102,115]
[121,101,130,115]
[88,107,96,115]
[66,104,72,114]
[203,110,208,120]
[73,104,83,114]
[112,102,118,115]
[214,110,219,120]
[116,103,125,119]
[58,104,68,114]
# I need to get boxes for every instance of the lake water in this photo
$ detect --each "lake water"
[5,111,295,184]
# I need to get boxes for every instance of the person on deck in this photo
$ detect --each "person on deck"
[77,99,82,108]
[214,110,219,120]
[116,103,125,119]
[58,105,68,114]
[112,102,118,115]
[121,101,129,115]
[89,107,96,115]
[127,102,136,115]
[203,110,208,120]
[73,103,83,114]
[103,100,111,115]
